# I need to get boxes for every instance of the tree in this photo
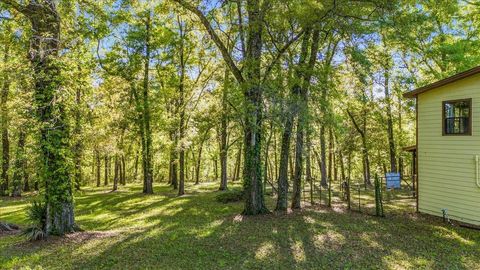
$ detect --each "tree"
[0,0,76,234]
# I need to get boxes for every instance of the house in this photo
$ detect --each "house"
[404,66,480,226]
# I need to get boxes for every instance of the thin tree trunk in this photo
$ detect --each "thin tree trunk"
[219,69,229,191]
[292,29,320,209]
[320,126,327,187]
[233,143,242,182]
[112,156,118,191]
[142,11,154,194]
[276,29,311,211]
[11,130,25,197]
[195,139,205,185]
[348,110,371,186]
[104,155,109,186]
[121,155,126,185]
[0,42,9,196]
[177,17,186,196]
[73,88,82,191]
[384,69,397,172]
[96,150,101,187]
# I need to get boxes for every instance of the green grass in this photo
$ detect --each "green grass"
[1,182,480,269]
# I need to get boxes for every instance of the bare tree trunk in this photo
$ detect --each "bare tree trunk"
[219,69,229,191]
[384,69,397,172]
[112,156,118,191]
[142,11,154,194]
[195,139,205,185]
[96,150,101,187]
[233,143,242,182]
[276,29,311,211]
[104,155,109,186]
[11,130,26,197]
[73,88,82,191]
[0,41,9,196]
[121,155,126,185]
[348,110,371,186]
[292,29,320,209]
[177,17,187,196]
[320,126,327,187]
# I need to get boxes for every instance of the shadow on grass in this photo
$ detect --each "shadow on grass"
[2,183,480,269]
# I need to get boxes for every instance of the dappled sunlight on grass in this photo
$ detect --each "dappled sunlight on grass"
[255,241,276,260]
[1,183,480,269]
[290,240,306,263]
[312,230,345,251]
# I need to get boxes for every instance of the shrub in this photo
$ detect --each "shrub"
[215,189,244,203]
[23,200,47,241]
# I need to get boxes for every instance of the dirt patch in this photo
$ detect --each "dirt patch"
[0,229,21,237]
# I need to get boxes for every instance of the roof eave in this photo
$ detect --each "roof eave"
[402,65,480,99]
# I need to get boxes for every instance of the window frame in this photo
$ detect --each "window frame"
[442,98,472,136]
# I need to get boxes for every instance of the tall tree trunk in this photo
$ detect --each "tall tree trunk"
[241,0,268,215]
[319,126,327,187]
[219,69,229,191]
[16,0,75,234]
[292,29,320,209]
[233,143,242,182]
[142,11,154,194]
[276,29,311,211]
[112,156,118,191]
[104,155,109,186]
[306,133,312,205]
[0,41,10,196]
[263,121,273,193]
[134,149,139,182]
[121,155,126,185]
[11,130,25,197]
[347,110,371,186]
[384,69,396,172]
[73,88,82,191]
[177,17,186,196]
[96,150,101,187]
[327,129,333,186]
[195,139,205,185]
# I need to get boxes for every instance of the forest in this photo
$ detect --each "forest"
[1,0,480,269]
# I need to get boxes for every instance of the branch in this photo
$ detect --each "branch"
[172,0,244,84]
[262,29,305,82]
[347,110,365,138]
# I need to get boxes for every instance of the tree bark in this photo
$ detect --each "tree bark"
[11,130,25,197]
[0,41,9,196]
[112,156,118,191]
[177,17,186,196]
[73,88,82,191]
[219,69,229,191]
[276,29,311,211]
[104,155,109,186]
[347,110,371,186]
[96,150,101,187]
[292,29,320,209]
[142,10,154,194]
[6,0,76,234]
[384,69,397,172]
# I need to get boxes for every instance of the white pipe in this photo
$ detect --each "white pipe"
[476,155,480,188]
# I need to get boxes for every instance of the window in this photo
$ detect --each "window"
[442,98,472,135]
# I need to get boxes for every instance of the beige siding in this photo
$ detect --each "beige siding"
[418,73,480,225]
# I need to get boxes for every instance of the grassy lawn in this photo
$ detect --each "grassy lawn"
[1,183,480,269]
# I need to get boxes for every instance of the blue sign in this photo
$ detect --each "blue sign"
[386,172,401,189]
